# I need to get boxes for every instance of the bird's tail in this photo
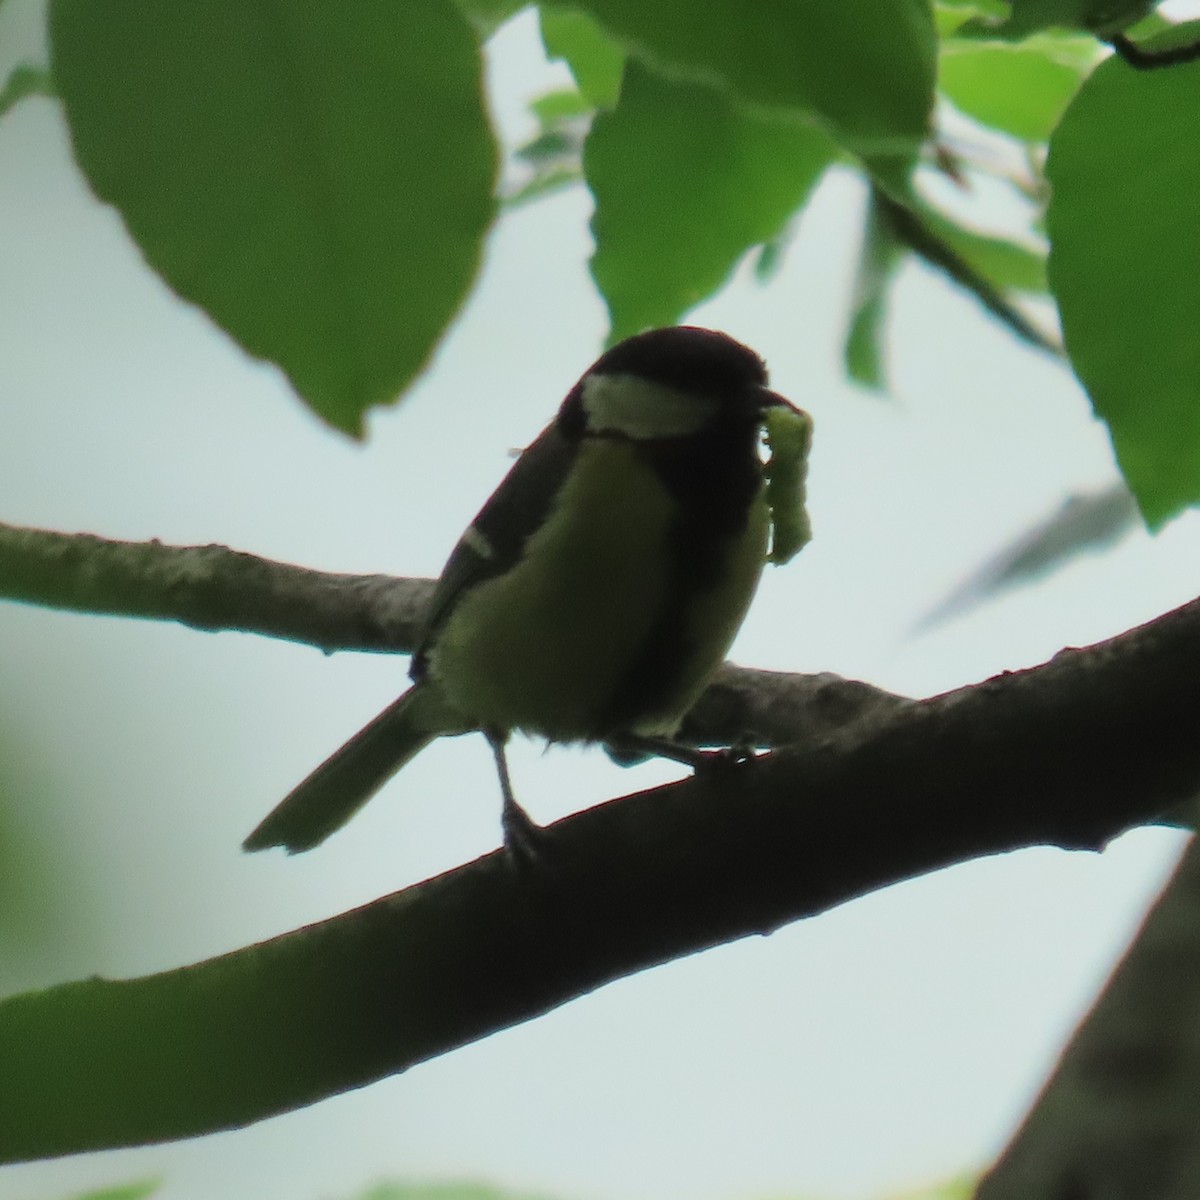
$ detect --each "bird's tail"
[243,684,462,854]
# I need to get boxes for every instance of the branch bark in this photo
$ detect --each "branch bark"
[0,520,912,745]
[0,519,432,653]
[979,836,1200,1200]
[2,589,1199,1163]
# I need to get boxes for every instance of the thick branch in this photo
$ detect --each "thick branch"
[3,594,1200,1163]
[979,836,1200,1200]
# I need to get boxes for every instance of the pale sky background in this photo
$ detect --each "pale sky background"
[2,4,1199,1200]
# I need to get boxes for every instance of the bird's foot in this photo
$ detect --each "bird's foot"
[606,734,761,774]
[502,795,546,873]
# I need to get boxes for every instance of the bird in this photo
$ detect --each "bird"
[243,325,811,857]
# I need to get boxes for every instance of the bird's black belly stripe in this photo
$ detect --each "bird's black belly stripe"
[597,412,763,734]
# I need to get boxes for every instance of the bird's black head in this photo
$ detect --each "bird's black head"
[591,326,767,397]
[559,326,785,441]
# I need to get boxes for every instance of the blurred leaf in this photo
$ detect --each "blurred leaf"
[939,38,1094,142]
[0,62,55,116]
[0,780,49,970]
[753,219,798,284]
[920,208,1048,294]
[529,88,591,122]
[959,0,1155,37]
[845,184,1052,393]
[845,192,907,390]
[453,0,527,36]
[507,88,588,208]
[1122,8,1173,38]
[72,1182,160,1200]
[1047,54,1200,526]
[351,1185,551,1200]
[877,193,1058,353]
[936,10,971,37]
[948,24,1101,68]
[937,1,1010,37]
[505,163,582,207]
[544,0,937,159]
[50,0,497,436]
[588,61,837,341]
[1112,16,1200,66]
[0,727,97,994]
[1153,15,1200,45]
[885,1174,978,1200]
[913,483,1139,632]
[539,8,624,108]
[516,128,580,166]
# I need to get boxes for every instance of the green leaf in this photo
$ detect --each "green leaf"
[529,88,592,122]
[504,163,582,208]
[959,0,1155,36]
[587,62,837,341]
[516,128,581,166]
[1047,55,1200,526]
[1114,16,1200,65]
[921,207,1048,294]
[350,1185,550,1200]
[543,0,937,158]
[883,1175,978,1200]
[877,193,1057,353]
[842,187,1049,393]
[509,87,589,209]
[1120,9,1176,41]
[453,0,528,36]
[938,0,1009,29]
[937,9,973,37]
[939,38,1093,142]
[753,220,798,284]
[73,1183,160,1200]
[845,193,907,390]
[0,62,55,117]
[50,0,497,436]
[539,8,624,108]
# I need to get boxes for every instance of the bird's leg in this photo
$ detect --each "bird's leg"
[485,729,542,866]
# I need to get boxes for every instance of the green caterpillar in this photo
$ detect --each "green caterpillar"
[764,404,813,566]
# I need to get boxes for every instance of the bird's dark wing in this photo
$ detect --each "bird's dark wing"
[411,420,578,680]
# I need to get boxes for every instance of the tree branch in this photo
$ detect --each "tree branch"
[1109,31,1200,70]
[978,836,1200,1200]
[0,520,912,746]
[0,519,432,653]
[3,592,1200,1163]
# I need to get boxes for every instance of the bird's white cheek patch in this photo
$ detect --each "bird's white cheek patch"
[581,373,719,439]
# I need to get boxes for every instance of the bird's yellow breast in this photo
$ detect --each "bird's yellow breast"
[429,438,767,742]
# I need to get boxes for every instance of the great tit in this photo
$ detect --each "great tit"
[244,325,810,856]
